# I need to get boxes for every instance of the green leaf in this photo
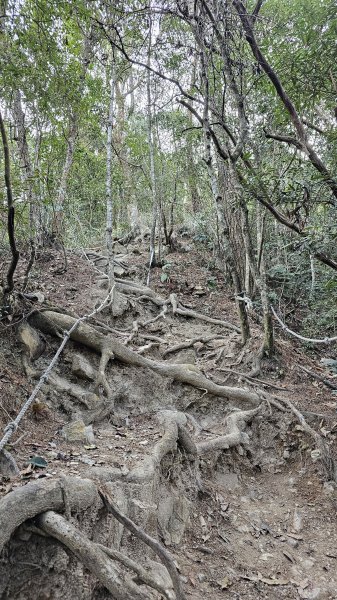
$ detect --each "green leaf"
[29,456,48,468]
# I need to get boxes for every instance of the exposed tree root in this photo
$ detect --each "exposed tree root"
[298,364,337,391]
[219,367,292,392]
[97,544,174,600]
[169,293,240,333]
[196,406,261,454]
[37,511,150,600]
[278,396,337,483]
[248,342,265,377]
[29,310,261,406]
[162,335,223,357]
[113,282,240,332]
[99,486,186,600]
[115,278,166,306]
[48,373,101,409]
[0,476,97,553]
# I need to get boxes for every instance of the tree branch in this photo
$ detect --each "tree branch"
[233,0,337,199]
[264,129,303,150]
[99,487,186,600]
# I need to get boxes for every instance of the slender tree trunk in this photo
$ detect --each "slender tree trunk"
[200,51,250,343]
[52,31,93,240]
[0,110,19,299]
[146,8,158,277]
[239,195,274,356]
[12,91,40,246]
[106,57,115,284]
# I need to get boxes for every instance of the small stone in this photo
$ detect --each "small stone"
[287,537,299,549]
[18,322,45,361]
[0,449,19,478]
[71,354,96,380]
[62,420,87,442]
[323,481,335,495]
[198,573,206,583]
[85,425,96,445]
[283,449,290,459]
[292,508,303,532]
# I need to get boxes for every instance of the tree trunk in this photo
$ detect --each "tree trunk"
[239,194,274,356]
[146,7,158,276]
[200,49,250,344]
[106,57,115,284]
[12,90,39,243]
[0,110,19,299]
[52,31,93,240]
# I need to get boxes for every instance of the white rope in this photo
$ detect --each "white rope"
[0,286,115,453]
[271,305,337,345]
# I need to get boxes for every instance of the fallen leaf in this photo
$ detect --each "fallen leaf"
[216,576,231,589]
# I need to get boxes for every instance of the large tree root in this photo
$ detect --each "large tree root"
[0,476,97,553]
[37,511,155,600]
[113,282,240,332]
[162,335,224,357]
[170,296,240,333]
[29,310,261,406]
[196,406,261,454]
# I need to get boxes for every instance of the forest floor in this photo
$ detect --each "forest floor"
[0,234,337,600]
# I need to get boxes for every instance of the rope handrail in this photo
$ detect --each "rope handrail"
[271,305,337,345]
[0,286,115,453]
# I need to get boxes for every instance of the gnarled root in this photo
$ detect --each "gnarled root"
[0,476,97,553]
[37,511,153,600]
[29,310,261,406]
[196,406,261,454]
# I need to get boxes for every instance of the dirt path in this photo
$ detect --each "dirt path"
[0,238,336,600]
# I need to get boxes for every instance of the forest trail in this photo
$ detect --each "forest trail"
[0,235,337,600]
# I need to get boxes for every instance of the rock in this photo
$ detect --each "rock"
[298,587,326,599]
[0,449,19,478]
[113,242,126,253]
[111,290,129,317]
[85,425,95,445]
[292,507,303,532]
[158,489,191,545]
[18,322,45,361]
[61,420,95,444]
[320,358,337,368]
[113,264,126,277]
[323,481,335,495]
[71,354,96,381]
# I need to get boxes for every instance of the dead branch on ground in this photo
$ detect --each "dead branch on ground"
[99,486,186,600]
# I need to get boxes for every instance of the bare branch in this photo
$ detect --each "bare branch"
[233,0,337,199]
[264,129,303,150]
[99,488,186,600]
